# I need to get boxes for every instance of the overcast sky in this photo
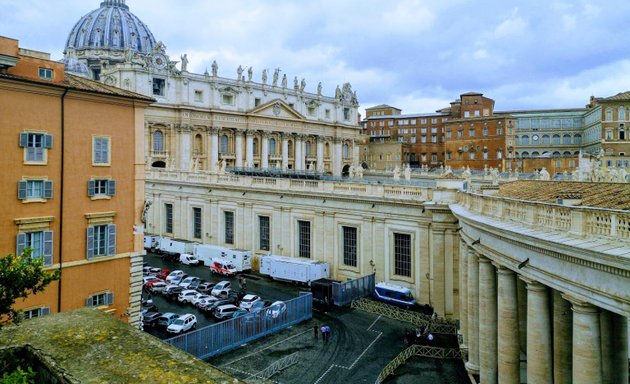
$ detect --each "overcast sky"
[2,0,629,116]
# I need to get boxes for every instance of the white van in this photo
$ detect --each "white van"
[214,304,239,320]
[179,253,200,266]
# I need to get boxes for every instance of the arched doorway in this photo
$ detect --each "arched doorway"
[361,162,369,170]
[342,164,350,177]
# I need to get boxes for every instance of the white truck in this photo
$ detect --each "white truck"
[143,235,160,251]
[194,244,251,272]
[157,238,197,258]
[259,254,329,285]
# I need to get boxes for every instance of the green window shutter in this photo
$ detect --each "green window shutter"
[18,181,27,200]
[16,233,27,256]
[107,224,117,256]
[43,231,53,266]
[106,292,114,305]
[44,134,53,149]
[103,139,110,163]
[107,180,116,196]
[44,181,53,199]
[93,139,101,163]
[19,133,28,147]
[88,180,96,197]
[86,227,94,259]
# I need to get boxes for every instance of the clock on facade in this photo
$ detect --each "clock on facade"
[152,54,167,69]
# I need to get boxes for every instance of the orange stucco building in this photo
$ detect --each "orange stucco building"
[0,36,153,325]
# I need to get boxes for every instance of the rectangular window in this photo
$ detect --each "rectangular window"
[16,231,53,266]
[410,119,417,125]
[222,94,234,105]
[394,233,411,277]
[325,109,331,119]
[86,292,114,307]
[497,127,503,135]
[224,211,234,244]
[88,179,116,197]
[23,307,50,319]
[165,203,173,233]
[18,180,53,200]
[93,137,110,165]
[193,207,202,239]
[464,111,470,118]
[344,108,351,121]
[298,220,311,258]
[39,68,53,80]
[431,135,437,143]
[431,118,438,124]
[194,90,203,102]
[431,153,437,162]
[87,224,116,258]
[255,98,261,107]
[474,110,480,117]
[421,118,427,124]
[421,136,427,143]
[20,132,53,163]
[259,216,270,251]
[152,78,165,96]
[469,128,476,137]
[342,226,357,267]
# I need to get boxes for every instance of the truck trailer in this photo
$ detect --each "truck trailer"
[260,255,329,285]
[194,244,252,272]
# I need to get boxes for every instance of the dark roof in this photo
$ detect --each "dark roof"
[460,92,483,96]
[366,104,400,110]
[495,180,630,210]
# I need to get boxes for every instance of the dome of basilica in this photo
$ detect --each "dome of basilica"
[64,0,156,57]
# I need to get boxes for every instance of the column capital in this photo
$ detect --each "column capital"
[315,135,324,143]
[294,133,305,141]
[280,132,291,141]
[245,129,255,137]
[209,126,220,135]
[478,254,492,264]
[495,264,516,276]
[562,294,600,314]
[233,128,246,135]
[333,137,343,144]
[520,276,547,292]
[260,130,272,139]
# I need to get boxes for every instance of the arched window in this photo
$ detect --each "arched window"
[532,151,540,157]
[553,134,560,145]
[542,135,550,144]
[532,135,540,145]
[305,141,312,157]
[521,135,529,145]
[220,134,229,154]
[620,125,626,140]
[153,130,163,152]
[553,151,561,157]
[618,107,625,121]
[562,134,571,145]
[522,151,530,158]
[269,138,276,155]
[515,136,521,145]
[573,134,581,144]
[343,143,349,159]
[194,134,203,154]
[496,149,503,159]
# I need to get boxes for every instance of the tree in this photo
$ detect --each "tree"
[0,249,59,326]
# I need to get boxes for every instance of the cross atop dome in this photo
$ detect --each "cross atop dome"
[100,0,128,10]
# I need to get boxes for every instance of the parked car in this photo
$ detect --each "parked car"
[141,302,158,316]
[163,285,185,300]
[239,294,262,311]
[188,279,205,291]
[142,311,163,328]
[143,276,162,286]
[168,274,188,286]
[148,281,168,294]
[197,281,216,294]
[178,290,201,304]
[179,253,200,266]
[179,276,201,289]
[266,301,287,319]
[209,260,237,276]
[165,270,186,283]
[192,294,213,307]
[249,300,272,313]
[157,312,179,328]
[155,269,171,280]
[203,296,238,313]
[167,314,197,334]
[211,281,231,297]
[214,304,240,320]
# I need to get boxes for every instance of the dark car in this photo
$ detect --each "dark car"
[142,311,162,328]
[141,302,158,315]
[197,282,216,295]
[188,279,205,290]
[203,295,238,313]
[163,286,185,300]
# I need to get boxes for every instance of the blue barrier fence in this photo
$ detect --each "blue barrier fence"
[332,274,375,307]
[164,292,313,359]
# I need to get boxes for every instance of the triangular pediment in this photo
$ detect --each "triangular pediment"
[249,99,306,120]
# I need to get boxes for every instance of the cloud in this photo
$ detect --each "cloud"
[494,7,528,38]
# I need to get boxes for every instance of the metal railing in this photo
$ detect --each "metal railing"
[375,344,463,383]
[332,274,375,307]
[245,352,300,383]
[165,293,312,359]
[351,298,458,334]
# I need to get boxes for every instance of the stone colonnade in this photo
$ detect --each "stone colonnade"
[460,241,629,384]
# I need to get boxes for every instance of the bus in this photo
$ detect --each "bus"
[373,282,416,309]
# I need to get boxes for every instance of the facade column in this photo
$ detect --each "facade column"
[245,130,254,168]
[294,134,303,171]
[316,136,325,172]
[497,266,520,384]
[261,131,269,170]
[524,278,553,384]
[459,240,468,347]
[465,248,480,374]
[333,138,343,177]
[281,133,289,170]
[565,296,602,384]
[430,227,445,316]
[179,125,192,171]
[234,129,244,168]
[478,256,497,384]
[209,127,219,173]
[353,140,360,165]
[610,314,628,384]
[553,291,573,384]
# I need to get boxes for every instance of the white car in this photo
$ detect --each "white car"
[178,290,201,304]
[165,270,186,283]
[179,253,200,266]
[266,301,287,319]
[239,294,262,311]
[179,276,201,289]
[191,294,213,307]
[214,304,240,320]
[166,314,197,334]
[148,281,168,293]
[211,281,231,297]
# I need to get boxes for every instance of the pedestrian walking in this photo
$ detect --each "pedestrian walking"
[321,326,327,342]
[325,326,331,342]
[313,325,319,340]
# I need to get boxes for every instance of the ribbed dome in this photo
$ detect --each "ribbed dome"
[62,57,91,77]
[65,0,156,55]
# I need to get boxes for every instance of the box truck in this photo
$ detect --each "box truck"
[157,238,197,259]
[259,255,329,285]
[144,235,160,251]
[194,244,252,272]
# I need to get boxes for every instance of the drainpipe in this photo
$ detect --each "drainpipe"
[57,87,69,314]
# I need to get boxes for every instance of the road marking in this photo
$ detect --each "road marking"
[222,329,311,366]
[313,315,383,384]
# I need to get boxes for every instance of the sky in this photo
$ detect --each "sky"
[1,0,629,116]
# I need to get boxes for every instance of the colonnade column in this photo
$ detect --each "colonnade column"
[316,137,324,173]
[497,266,520,384]
[465,248,480,374]
[566,296,602,384]
[553,291,573,384]
[245,130,254,168]
[478,256,497,384]
[261,132,269,170]
[209,127,219,173]
[459,240,468,347]
[610,313,628,384]
[281,133,289,170]
[333,138,342,177]
[524,278,553,383]
[235,129,244,168]
[294,134,303,171]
